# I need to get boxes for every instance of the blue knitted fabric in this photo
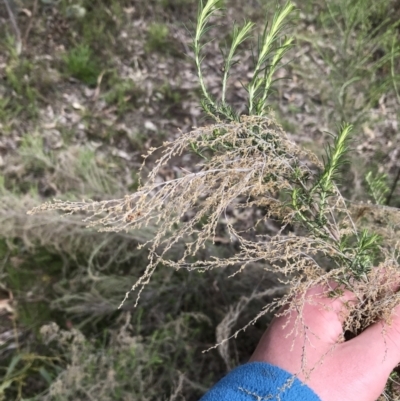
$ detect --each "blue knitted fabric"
[199,362,321,401]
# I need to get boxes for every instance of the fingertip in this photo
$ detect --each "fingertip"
[350,306,400,369]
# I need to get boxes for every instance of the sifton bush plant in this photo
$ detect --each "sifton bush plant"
[28,0,400,393]
[311,0,400,126]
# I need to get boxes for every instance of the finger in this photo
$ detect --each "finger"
[319,280,359,324]
[280,282,358,344]
[347,302,400,371]
[250,282,357,373]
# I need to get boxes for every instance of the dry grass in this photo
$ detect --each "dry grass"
[38,312,214,401]
[29,115,400,365]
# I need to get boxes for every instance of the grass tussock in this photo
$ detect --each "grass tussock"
[39,314,211,401]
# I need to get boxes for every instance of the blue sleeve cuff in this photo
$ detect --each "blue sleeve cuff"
[199,362,321,401]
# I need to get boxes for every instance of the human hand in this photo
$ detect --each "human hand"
[249,283,400,401]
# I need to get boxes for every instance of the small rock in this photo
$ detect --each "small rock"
[144,121,157,131]
[66,5,86,19]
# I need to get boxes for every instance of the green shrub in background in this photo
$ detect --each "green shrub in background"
[314,0,400,124]
[146,23,170,53]
[63,44,101,86]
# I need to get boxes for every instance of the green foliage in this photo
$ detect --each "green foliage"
[350,229,382,280]
[104,77,140,114]
[193,0,295,121]
[318,123,352,193]
[221,21,254,104]
[63,0,127,50]
[289,125,356,249]
[157,82,183,116]
[19,134,52,173]
[0,97,14,125]
[3,57,39,118]
[5,61,33,97]
[365,171,390,205]
[146,23,170,53]
[246,2,295,115]
[0,352,60,401]
[307,0,400,124]
[192,2,386,291]
[62,44,101,86]
[0,239,67,400]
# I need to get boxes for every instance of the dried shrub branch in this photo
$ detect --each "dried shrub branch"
[28,115,400,340]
